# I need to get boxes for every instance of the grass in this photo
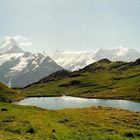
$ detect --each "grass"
[0,61,140,139]
[1,61,140,102]
[0,83,24,102]
[0,102,140,140]
[22,65,140,100]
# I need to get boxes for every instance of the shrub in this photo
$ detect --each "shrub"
[26,127,36,134]
[124,132,135,138]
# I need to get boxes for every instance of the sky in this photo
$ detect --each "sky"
[0,0,140,55]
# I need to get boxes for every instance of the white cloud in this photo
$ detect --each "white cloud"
[5,35,32,47]
[20,42,32,47]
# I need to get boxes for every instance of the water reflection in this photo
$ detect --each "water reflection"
[16,96,140,112]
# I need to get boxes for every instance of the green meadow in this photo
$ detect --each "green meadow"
[22,61,140,100]
[0,102,140,140]
[0,60,140,140]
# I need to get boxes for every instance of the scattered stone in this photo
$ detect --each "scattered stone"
[3,119,13,123]
[64,119,69,122]
[124,132,135,138]
[58,118,69,123]
[26,127,36,134]
[1,108,8,111]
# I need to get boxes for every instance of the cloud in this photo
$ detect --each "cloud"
[5,35,32,47]
[20,42,32,47]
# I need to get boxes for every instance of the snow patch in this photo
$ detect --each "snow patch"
[10,56,28,72]
[117,47,129,57]
[0,53,23,65]
[53,47,140,71]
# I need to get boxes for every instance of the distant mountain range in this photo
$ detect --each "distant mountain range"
[0,37,62,87]
[53,48,140,71]
[0,37,140,87]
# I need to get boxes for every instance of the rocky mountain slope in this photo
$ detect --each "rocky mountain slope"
[0,37,62,87]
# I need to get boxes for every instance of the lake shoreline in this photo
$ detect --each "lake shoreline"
[16,94,140,102]
[15,95,140,112]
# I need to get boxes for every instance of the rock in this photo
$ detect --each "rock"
[124,132,135,138]
[1,108,8,111]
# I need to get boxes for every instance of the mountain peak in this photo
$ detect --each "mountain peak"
[133,58,140,65]
[0,37,24,54]
[98,58,111,63]
[53,47,140,71]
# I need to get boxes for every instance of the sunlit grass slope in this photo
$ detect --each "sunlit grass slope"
[0,82,23,102]
[22,59,140,100]
[0,102,140,140]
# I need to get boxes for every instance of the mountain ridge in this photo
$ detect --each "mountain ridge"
[25,58,140,87]
[53,47,140,71]
[0,37,63,87]
[21,58,140,101]
[0,37,24,54]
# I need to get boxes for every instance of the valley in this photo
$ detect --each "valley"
[0,42,140,140]
[0,58,140,139]
[1,1,140,139]
[21,59,140,101]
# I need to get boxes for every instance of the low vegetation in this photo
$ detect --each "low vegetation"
[0,83,24,102]
[0,59,140,140]
[22,59,140,100]
[0,102,140,140]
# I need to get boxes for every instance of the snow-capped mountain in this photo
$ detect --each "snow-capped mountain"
[0,38,24,54]
[53,47,140,71]
[53,50,96,71]
[94,47,140,62]
[0,37,62,87]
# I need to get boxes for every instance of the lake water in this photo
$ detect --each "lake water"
[15,96,140,112]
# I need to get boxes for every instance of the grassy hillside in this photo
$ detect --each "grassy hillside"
[22,59,140,100]
[0,59,140,140]
[0,102,140,140]
[0,82,23,102]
